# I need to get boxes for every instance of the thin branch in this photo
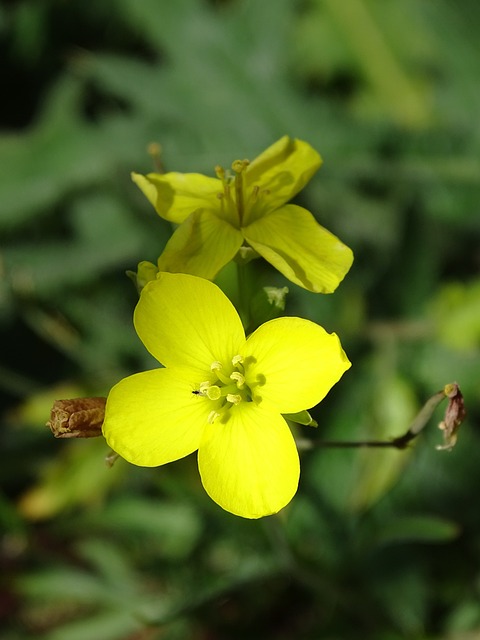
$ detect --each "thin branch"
[298,383,465,452]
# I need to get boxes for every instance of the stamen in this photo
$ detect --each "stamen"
[231,159,249,174]
[230,371,245,388]
[208,410,220,424]
[250,373,266,388]
[210,361,231,385]
[215,165,225,180]
[248,185,260,204]
[232,160,249,225]
[206,385,221,401]
[194,351,260,423]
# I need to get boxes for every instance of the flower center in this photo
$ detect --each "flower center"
[193,355,263,424]
[214,160,269,227]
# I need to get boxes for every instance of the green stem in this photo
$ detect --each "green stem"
[236,260,252,331]
[297,383,464,451]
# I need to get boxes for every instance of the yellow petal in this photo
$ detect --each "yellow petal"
[103,368,211,466]
[132,171,222,224]
[245,137,322,219]
[198,403,299,518]
[243,317,351,413]
[134,273,245,370]
[243,204,353,293]
[157,209,243,281]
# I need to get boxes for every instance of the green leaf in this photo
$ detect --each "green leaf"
[18,439,124,520]
[349,375,418,511]
[376,514,460,545]
[0,78,112,229]
[45,611,142,640]
[430,279,480,351]
[3,192,153,296]
[85,497,203,560]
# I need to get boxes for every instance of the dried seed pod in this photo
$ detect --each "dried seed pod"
[46,397,106,438]
[437,383,466,451]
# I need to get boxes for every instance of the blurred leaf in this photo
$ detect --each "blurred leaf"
[422,349,479,399]
[7,382,89,429]
[19,568,112,605]
[348,375,418,511]
[9,2,48,64]
[430,279,480,351]
[444,599,480,636]
[376,514,460,545]
[3,192,151,296]
[44,611,143,640]
[307,367,418,512]
[84,497,203,560]
[295,0,433,127]
[370,566,428,635]
[18,439,123,519]
[0,78,117,228]
[73,538,138,588]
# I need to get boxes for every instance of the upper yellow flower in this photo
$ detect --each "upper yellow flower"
[132,136,353,293]
[103,272,351,518]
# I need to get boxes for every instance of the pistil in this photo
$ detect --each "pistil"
[232,159,249,225]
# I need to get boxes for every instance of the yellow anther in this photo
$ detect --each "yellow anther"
[230,371,245,388]
[211,361,223,371]
[231,159,249,174]
[226,393,242,405]
[232,354,244,366]
[206,385,221,401]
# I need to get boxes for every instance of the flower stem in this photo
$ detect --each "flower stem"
[297,383,465,451]
[236,260,252,331]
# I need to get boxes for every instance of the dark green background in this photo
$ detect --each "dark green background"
[1,1,479,638]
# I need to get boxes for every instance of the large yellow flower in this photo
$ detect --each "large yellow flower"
[132,136,353,293]
[103,273,351,518]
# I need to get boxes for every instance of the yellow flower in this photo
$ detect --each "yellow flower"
[103,273,351,518]
[132,136,353,293]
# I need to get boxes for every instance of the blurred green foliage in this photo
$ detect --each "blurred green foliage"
[1,0,479,638]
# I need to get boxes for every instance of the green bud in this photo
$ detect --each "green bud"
[250,286,289,326]
[126,260,159,294]
[283,409,318,428]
